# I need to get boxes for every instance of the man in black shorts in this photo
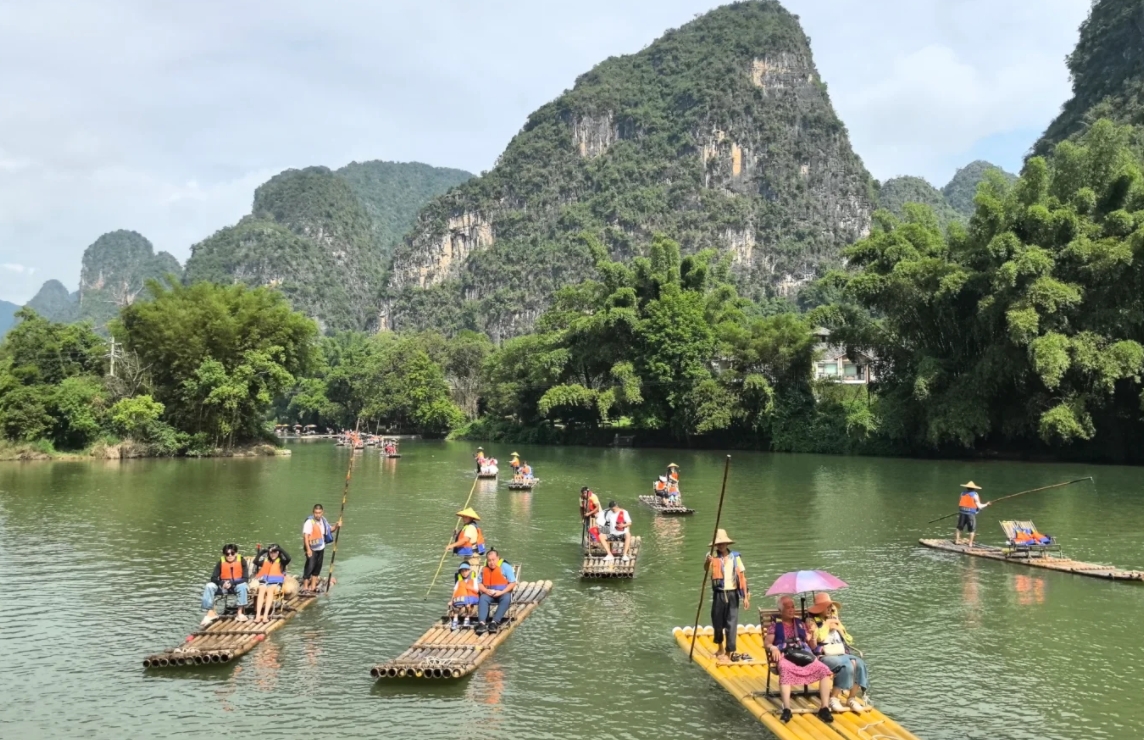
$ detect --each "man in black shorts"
[954,481,988,547]
[302,504,340,593]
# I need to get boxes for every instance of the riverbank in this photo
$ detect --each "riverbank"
[0,440,290,462]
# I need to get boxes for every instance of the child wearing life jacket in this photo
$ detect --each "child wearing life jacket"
[449,560,480,630]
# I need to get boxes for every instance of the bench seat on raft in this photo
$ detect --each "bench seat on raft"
[1000,520,1061,559]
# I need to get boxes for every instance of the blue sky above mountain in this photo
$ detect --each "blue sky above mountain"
[0,0,1089,302]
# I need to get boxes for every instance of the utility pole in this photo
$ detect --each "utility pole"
[108,337,117,378]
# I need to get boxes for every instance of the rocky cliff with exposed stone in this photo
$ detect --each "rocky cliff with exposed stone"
[385,0,875,338]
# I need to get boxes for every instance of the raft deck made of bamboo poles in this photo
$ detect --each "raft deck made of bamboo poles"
[919,538,1144,581]
[477,472,498,480]
[638,494,694,515]
[143,593,318,668]
[507,479,539,490]
[580,535,641,578]
[370,579,553,679]
[673,625,921,740]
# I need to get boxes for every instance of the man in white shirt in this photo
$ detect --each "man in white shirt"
[302,503,341,593]
[603,500,633,561]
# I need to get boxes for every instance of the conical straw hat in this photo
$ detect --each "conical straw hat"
[456,507,481,520]
[710,528,734,546]
[960,481,982,490]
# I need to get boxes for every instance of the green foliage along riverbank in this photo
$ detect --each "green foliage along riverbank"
[8,120,1144,463]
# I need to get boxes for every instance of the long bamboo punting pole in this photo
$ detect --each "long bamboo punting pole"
[322,421,361,593]
[926,477,1094,524]
[689,455,731,662]
[424,472,482,599]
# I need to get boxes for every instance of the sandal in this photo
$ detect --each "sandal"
[729,652,752,663]
[780,708,792,723]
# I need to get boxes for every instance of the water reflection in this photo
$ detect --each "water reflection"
[1012,574,1046,606]
[962,559,982,627]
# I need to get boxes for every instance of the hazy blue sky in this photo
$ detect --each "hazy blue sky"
[0,0,1090,302]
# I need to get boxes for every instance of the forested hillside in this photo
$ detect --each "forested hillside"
[185,162,470,332]
[1034,0,1144,155]
[878,177,960,226]
[26,280,78,323]
[385,0,876,339]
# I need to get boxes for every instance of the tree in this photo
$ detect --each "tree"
[118,279,318,446]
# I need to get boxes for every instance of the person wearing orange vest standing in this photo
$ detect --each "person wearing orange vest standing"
[954,481,989,547]
[301,503,341,594]
[707,529,749,665]
[445,508,486,558]
[201,544,250,626]
[603,500,633,561]
[449,560,480,631]
[667,463,680,484]
[251,544,291,623]
[475,548,517,635]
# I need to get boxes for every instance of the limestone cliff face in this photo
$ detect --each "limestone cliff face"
[75,230,182,330]
[387,0,874,338]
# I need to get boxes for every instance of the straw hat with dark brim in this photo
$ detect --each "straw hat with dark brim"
[960,481,982,490]
[511,452,520,456]
[709,528,734,547]
[808,591,842,615]
[456,507,481,520]
[668,463,680,468]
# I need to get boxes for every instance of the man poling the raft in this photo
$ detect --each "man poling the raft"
[445,508,486,558]
[954,481,988,547]
[301,503,341,594]
[707,528,750,665]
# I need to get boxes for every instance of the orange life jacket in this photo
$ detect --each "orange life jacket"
[306,517,327,548]
[454,523,486,555]
[958,492,980,513]
[452,571,479,600]
[669,471,679,483]
[583,493,601,517]
[257,556,284,579]
[219,556,244,581]
[654,480,666,492]
[522,465,531,476]
[482,561,510,590]
[711,552,748,597]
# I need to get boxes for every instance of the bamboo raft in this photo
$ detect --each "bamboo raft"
[673,625,921,740]
[920,539,1144,581]
[638,494,694,516]
[477,472,498,480]
[580,535,641,578]
[370,579,553,679]
[507,479,539,490]
[143,593,318,668]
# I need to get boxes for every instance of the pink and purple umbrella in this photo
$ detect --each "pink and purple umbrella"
[764,570,849,596]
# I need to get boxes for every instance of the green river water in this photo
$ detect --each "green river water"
[2,441,1143,739]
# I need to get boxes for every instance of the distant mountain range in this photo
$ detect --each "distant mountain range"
[877,160,1018,227]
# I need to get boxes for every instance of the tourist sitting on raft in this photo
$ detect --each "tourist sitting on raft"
[808,592,869,713]
[666,479,681,506]
[476,549,517,635]
[654,476,669,499]
[445,508,486,558]
[764,595,836,724]
[520,462,533,480]
[602,500,633,561]
[449,559,480,631]
[251,544,291,624]
[201,544,249,626]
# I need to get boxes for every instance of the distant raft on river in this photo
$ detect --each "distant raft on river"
[920,538,1144,582]
[638,494,694,516]
[370,579,553,679]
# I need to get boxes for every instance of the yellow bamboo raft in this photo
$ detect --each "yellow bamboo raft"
[673,625,921,740]
[920,538,1144,581]
[638,494,695,515]
[143,593,318,668]
[370,579,553,679]
[580,535,641,578]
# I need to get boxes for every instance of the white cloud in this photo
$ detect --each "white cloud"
[0,0,1093,303]
[1,263,34,274]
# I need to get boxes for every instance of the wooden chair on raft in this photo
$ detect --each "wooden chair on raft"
[1000,520,1061,559]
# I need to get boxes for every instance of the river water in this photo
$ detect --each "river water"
[2,442,1142,739]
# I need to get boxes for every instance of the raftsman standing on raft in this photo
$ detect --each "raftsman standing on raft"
[954,481,989,547]
[707,529,749,665]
